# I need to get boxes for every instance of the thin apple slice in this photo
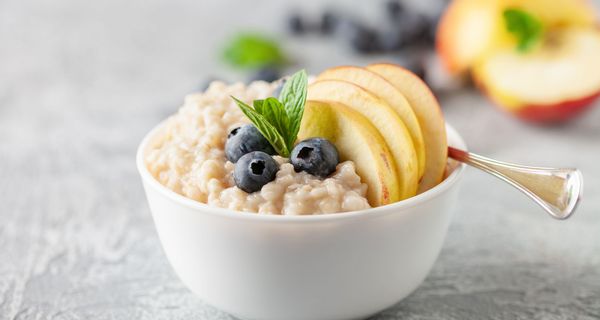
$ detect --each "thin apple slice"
[308,80,419,200]
[367,63,448,193]
[316,66,426,179]
[299,100,401,206]
[473,27,600,122]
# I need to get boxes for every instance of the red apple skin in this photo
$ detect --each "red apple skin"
[474,76,600,124]
[514,91,600,123]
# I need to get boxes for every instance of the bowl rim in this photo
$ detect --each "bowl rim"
[137,119,467,223]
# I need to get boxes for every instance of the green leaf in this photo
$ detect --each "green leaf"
[257,98,291,147]
[231,96,290,157]
[222,33,287,69]
[503,8,544,52]
[279,70,307,146]
[253,99,265,113]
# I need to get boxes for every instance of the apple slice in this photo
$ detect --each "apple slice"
[367,63,448,193]
[437,0,597,74]
[299,100,401,206]
[308,80,419,199]
[473,27,600,122]
[316,66,426,179]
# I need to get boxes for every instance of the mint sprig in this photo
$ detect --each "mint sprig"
[503,8,544,52]
[231,70,308,157]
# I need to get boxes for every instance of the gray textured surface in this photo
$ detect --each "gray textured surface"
[1,0,599,319]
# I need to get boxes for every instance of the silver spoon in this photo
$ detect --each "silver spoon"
[448,147,583,220]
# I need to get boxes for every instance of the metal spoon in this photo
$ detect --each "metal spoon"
[448,147,583,220]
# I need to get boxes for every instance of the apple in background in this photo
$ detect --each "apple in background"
[437,0,507,74]
[298,100,401,206]
[436,0,600,123]
[437,0,597,74]
[473,27,600,123]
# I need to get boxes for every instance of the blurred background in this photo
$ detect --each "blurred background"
[1,0,599,319]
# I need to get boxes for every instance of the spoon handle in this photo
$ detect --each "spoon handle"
[447,147,583,219]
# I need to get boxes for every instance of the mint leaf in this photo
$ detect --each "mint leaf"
[503,8,544,52]
[252,99,265,113]
[223,33,287,69]
[279,70,307,145]
[232,97,290,157]
[231,69,308,158]
[256,98,291,148]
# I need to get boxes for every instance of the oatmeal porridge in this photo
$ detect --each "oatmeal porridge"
[145,80,371,215]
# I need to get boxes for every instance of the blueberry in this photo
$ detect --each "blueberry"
[288,13,306,35]
[234,151,279,193]
[397,14,430,45]
[320,11,338,34]
[226,124,276,163]
[420,15,439,47]
[249,66,281,83]
[344,22,380,54]
[385,0,405,20]
[378,27,407,52]
[291,138,339,178]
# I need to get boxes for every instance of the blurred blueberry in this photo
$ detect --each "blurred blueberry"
[342,21,380,54]
[288,13,306,35]
[378,14,429,53]
[385,0,405,20]
[420,24,436,47]
[414,14,433,39]
[391,14,430,47]
[250,66,282,83]
[320,11,338,34]
[378,27,407,52]
[421,15,440,47]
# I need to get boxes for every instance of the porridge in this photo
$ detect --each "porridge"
[144,64,449,214]
[145,80,371,215]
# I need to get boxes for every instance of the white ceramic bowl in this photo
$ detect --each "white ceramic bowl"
[137,123,466,320]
